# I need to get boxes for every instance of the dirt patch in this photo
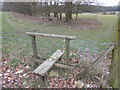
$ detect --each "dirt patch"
[12,12,45,22]
[12,12,101,30]
[67,19,100,30]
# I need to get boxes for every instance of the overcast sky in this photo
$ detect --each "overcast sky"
[97,0,119,6]
[0,0,120,6]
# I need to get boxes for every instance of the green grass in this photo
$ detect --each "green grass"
[2,12,118,60]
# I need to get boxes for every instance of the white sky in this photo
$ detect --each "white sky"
[0,0,120,6]
[96,0,120,6]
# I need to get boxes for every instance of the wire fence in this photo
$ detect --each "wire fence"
[2,36,118,47]
[2,32,117,60]
[1,32,118,46]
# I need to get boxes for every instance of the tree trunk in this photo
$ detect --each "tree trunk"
[75,13,78,20]
[56,13,59,20]
[45,2,50,19]
[54,12,59,20]
[65,2,72,22]
[31,2,37,16]
[54,12,57,17]
[75,5,80,21]
[60,13,62,20]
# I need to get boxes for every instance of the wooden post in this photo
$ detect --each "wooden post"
[31,36,38,58]
[65,38,70,63]
[118,26,120,89]
[109,22,119,88]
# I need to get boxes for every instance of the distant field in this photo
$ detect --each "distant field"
[2,12,118,60]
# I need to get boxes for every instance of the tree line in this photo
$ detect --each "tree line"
[2,1,97,22]
[2,1,119,22]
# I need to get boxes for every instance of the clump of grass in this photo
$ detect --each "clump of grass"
[9,58,21,68]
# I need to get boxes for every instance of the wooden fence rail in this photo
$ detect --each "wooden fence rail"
[26,32,76,40]
[76,44,114,79]
[26,32,77,63]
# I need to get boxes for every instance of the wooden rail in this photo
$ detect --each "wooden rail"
[26,32,76,40]
[26,32,77,63]
[76,44,114,79]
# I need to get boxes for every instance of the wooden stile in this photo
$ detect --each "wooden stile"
[26,32,77,63]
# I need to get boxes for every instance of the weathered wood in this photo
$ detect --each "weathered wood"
[26,32,76,40]
[110,22,119,88]
[29,58,75,69]
[118,26,120,89]
[53,63,74,69]
[76,44,114,79]
[31,36,38,58]
[34,50,64,76]
[65,38,70,63]
[110,47,118,88]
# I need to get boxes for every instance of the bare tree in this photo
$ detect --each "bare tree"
[65,1,72,22]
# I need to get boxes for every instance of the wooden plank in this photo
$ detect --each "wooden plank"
[31,36,38,58]
[34,50,64,76]
[76,44,114,79]
[65,38,70,63]
[26,32,76,40]
[29,58,75,69]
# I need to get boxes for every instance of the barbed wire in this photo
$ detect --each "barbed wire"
[2,32,118,59]
[1,36,119,46]
[1,31,119,47]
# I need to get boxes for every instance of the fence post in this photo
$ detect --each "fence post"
[118,27,120,89]
[65,38,70,63]
[110,23,119,88]
[31,36,38,58]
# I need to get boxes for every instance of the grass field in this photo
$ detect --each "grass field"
[2,12,118,61]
